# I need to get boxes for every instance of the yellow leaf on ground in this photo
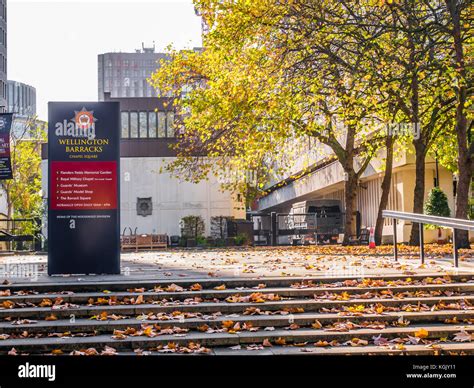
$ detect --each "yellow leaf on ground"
[275,337,286,345]
[143,326,155,337]
[39,299,52,307]
[340,292,351,300]
[190,283,202,291]
[2,300,14,309]
[414,328,429,339]
[222,320,234,329]
[315,340,330,347]
[197,324,209,332]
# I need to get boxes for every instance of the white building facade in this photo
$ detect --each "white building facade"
[257,137,469,244]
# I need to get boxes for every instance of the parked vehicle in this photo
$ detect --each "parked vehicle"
[288,200,343,244]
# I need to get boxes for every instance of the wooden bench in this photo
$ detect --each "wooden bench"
[121,233,167,251]
[121,234,137,250]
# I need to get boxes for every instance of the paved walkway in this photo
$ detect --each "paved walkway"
[0,244,472,285]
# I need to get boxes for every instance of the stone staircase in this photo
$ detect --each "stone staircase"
[0,274,473,355]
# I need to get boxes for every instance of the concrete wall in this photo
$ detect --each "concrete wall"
[0,186,8,216]
[41,157,245,237]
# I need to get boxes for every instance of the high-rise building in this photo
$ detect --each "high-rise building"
[0,0,6,112]
[7,81,36,116]
[98,43,169,101]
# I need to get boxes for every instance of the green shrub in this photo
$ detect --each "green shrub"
[235,233,248,246]
[196,236,207,246]
[424,187,451,230]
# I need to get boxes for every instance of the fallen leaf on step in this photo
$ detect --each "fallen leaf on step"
[101,346,117,355]
[262,339,272,347]
[166,284,184,292]
[2,300,14,309]
[190,283,202,291]
[314,340,330,347]
[275,337,286,345]
[453,330,473,342]
[222,320,234,329]
[414,328,429,339]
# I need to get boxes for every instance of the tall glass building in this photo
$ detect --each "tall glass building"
[7,81,36,116]
[98,44,169,101]
[0,0,6,112]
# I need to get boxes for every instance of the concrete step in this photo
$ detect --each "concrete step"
[214,342,474,356]
[0,295,472,320]
[0,310,472,335]
[32,342,474,356]
[1,282,472,305]
[2,273,471,293]
[0,324,471,354]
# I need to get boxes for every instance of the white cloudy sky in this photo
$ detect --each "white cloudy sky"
[8,0,202,120]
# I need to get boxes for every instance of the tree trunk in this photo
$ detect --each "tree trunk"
[375,135,394,245]
[342,170,357,245]
[455,160,471,248]
[6,188,12,221]
[409,142,426,245]
[446,0,472,249]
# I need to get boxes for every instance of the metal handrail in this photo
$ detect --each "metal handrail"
[382,211,474,231]
[382,210,473,268]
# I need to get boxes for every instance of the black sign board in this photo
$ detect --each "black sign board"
[48,102,120,275]
[0,113,13,180]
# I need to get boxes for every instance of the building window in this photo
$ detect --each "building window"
[158,112,166,138]
[121,111,129,138]
[166,112,175,137]
[148,111,157,138]
[139,111,148,138]
[130,112,138,138]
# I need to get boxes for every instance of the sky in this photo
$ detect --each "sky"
[7,0,202,120]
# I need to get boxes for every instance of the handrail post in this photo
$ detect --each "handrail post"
[393,219,398,261]
[419,222,425,264]
[314,213,318,245]
[270,212,277,246]
[452,228,458,268]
